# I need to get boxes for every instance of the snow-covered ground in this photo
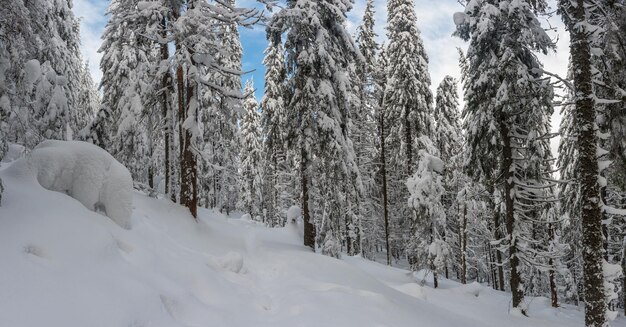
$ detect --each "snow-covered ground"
[1,154,625,327]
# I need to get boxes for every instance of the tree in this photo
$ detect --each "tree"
[261,38,292,227]
[456,0,556,314]
[239,79,263,219]
[270,0,364,251]
[383,0,434,267]
[558,0,626,324]
[354,0,380,257]
[407,147,448,288]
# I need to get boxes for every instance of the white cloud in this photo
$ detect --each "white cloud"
[72,0,109,86]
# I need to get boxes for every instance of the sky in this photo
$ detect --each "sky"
[72,0,570,153]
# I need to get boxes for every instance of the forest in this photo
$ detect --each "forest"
[1,0,626,326]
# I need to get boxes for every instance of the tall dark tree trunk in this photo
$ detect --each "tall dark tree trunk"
[380,117,391,266]
[549,222,559,308]
[302,146,315,250]
[179,79,198,218]
[566,1,607,324]
[178,40,198,218]
[500,117,525,314]
[160,16,174,202]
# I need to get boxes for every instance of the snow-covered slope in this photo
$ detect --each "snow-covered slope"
[0,158,624,327]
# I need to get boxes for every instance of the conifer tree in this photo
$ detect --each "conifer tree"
[456,0,556,314]
[270,0,364,251]
[354,0,380,257]
[261,38,291,226]
[383,0,433,268]
[239,79,262,219]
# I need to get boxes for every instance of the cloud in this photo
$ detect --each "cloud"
[72,0,109,86]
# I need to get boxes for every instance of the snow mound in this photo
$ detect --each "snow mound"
[216,252,245,273]
[27,140,133,229]
[2,143,26,163]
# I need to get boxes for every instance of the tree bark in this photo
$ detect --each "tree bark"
[160,16,174,202]
[302,146,315,250]
[380,117,391,266]
[567,1,607,324]
[499,117,525,315]
[461,203,468,284]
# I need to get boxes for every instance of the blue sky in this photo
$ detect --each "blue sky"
[72,0,569,137]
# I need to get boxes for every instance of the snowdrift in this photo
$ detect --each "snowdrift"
[0,156,624,327]
[27,140,133,228]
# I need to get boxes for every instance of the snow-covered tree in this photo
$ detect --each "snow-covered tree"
[456,0,557,314]
[383,0,433,174]
[270,0,364,251]
[354,0,380,258]
[261,38,292,227]
[407,147,448,287]
[239,79,263,219]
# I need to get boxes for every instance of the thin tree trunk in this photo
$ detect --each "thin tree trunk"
[160,16,175,202]
[499,117,524,314]
[380,117,391,266]
[549,222,559,308]
[493,207,506,291]
[461,203,468,284]
[302,146,315,250]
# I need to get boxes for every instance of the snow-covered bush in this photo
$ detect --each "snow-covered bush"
[28,140,133,229]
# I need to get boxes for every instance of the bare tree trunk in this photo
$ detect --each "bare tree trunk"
[492,207,505,291]
[379,116,391,266]
[461,203,468,284]
[499,118,525,315]
[160,18,174,201]
[302,146,315,250]
[549,222,559,308]
[176,35,197,218]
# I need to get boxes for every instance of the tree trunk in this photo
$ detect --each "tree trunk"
[302,146,315,250]
[499,117,525,315]
[549,222,559,308]
[179,47,198,219]
[160,16,175,202]
[380,117,391,266]
[567,1,607,325]
[461,203,468,284]
[493,207,505,291]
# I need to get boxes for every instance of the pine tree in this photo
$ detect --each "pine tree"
[239,79,263,219]
[384,0,434,268]
[456,0,556,314]
[270,0,364,251]
[354,0,380,257]
[261,38,292,227]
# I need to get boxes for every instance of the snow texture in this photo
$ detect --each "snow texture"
[27,140,133,229]
[1,158,625,327]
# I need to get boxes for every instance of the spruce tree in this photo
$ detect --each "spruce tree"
[261,38,291,227]
[239,79,262,219]
[384,0,434,268]
[354,0,380,257]
[270,0,364,251]
[456,0,556,314]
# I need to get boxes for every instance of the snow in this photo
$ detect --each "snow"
[25,140,133,229]
[1,157,626,327]
[453,12,467,26]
